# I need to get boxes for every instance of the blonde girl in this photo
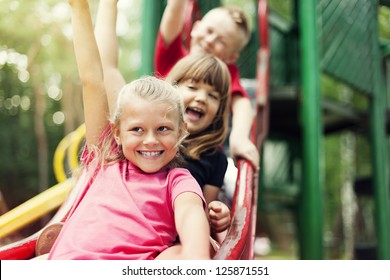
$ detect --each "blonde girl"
[48,0,210,260]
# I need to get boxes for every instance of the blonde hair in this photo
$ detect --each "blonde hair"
[166,53,231,159]
[98,76,188,168]
[207,6,251,51]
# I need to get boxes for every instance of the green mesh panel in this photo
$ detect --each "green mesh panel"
[237,13,298,84]
[236,31,259,78]
[318,0,376,94]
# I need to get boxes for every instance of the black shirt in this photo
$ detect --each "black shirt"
[184,149,228,190]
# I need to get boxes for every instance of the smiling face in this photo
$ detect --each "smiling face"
[178,80,221,135]
[165,53,231,158]
[115,95,181,173]
[190,8,247,64]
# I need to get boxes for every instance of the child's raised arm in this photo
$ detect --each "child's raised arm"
[95,0,126,114]
[160,0,188,45]
[68,0,109,146]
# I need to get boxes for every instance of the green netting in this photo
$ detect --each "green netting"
[318,0,376,94]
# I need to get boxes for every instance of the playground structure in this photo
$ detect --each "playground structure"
[0,0,390,260]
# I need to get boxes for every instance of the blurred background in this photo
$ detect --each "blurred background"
[0,0,389,259]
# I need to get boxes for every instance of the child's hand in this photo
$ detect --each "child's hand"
[229,134,259,170]
[208,201,231,233]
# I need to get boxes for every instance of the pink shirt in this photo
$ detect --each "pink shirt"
[48,159,204,260]
[154,31,250,99]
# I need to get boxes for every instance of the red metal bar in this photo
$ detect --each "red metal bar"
[214,0,269,260]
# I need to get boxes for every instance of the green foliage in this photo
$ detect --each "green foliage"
[0,0,75,208]
[0,0,77,208]
[379,6,390,39]
[0,60,39,206]
[267,0,294,22]
[0,0,142,210]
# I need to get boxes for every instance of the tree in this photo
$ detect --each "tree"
[0,0,141,210]
[0,0,78,208]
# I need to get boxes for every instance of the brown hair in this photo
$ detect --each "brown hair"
[166,53,231,159]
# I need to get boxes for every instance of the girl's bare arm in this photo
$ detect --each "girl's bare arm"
[229,95,259,169]
[95,0,126,114]
[68,0,109,146]
[174,192,211,259]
